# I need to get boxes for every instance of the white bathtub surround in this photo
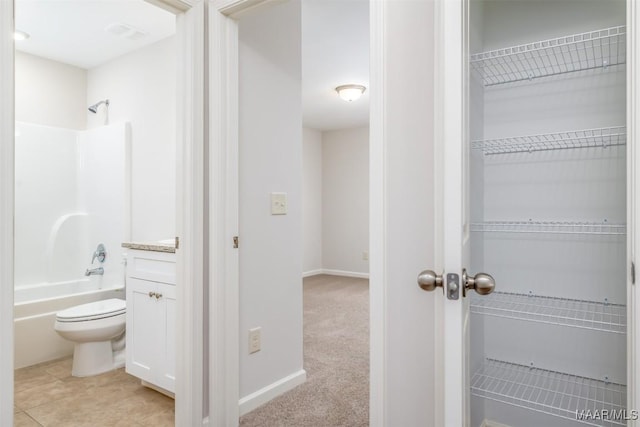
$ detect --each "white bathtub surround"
[14,121,130,368]
[15,122,131,290]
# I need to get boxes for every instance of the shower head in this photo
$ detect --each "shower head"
[88,99,109,114]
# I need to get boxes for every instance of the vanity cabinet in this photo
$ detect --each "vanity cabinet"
[124,248,176,394]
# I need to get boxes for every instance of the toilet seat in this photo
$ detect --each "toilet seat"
[56,298,126,322]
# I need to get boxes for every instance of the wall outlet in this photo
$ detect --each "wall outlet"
[270,192,287,215]
[362,251,369,261]
[249,327,261,354]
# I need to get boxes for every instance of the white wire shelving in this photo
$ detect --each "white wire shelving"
[470,291,626,334]
[471,359,627,426]
[470,221,626,236]
[471,26,626,86]
[471,126,626,155]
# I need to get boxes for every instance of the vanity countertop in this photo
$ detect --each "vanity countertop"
[122,241,176,253]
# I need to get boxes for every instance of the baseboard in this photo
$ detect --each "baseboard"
[302,269,323,278]
[481,420,513,427]
[321,269,369,279]
[239,369,307,416]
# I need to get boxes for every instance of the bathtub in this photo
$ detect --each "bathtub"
[14,279,124,368]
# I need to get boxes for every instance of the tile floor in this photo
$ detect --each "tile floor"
[14,357,174,427]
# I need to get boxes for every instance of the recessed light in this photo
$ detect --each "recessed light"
[335,84,366,102]
[13,30,30,41]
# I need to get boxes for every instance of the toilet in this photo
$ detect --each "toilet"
[54,298,126,377]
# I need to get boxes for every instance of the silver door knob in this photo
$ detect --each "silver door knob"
[462,269,495,296]
[417,270,443,292]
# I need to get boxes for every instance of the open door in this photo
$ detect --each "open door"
[427,0,640,425]
[426,0,637,426]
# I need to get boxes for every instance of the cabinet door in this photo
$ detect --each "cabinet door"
[158,283,176,393]
[126,278,161,381]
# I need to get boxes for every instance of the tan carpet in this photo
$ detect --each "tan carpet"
[239,274,369,427]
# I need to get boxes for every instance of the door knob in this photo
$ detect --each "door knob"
[417,270,444,292]
[462,269,495,296]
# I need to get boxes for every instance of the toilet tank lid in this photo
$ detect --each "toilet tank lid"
[56,298,126,320]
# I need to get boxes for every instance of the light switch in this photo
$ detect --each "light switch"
[271,192,287,215]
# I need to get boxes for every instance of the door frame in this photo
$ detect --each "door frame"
[628,0,640,420]
[433,0,468,424]
[209,0,388,425]
[0,0,208,425]
[0,1,15,424]
[433,0,640,425]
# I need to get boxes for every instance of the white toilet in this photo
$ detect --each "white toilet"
[54,298,126,377]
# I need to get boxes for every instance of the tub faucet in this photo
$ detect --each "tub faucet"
[85,267,104,276]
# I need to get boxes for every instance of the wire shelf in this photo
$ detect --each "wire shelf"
[471,26,626,86]
[470,221,626,235]
[471,126,626,155]
[470,291,626,334]
[471,359,627,426]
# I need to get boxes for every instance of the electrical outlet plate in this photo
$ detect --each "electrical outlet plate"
[362,251,369,261]
[249,327,261,354]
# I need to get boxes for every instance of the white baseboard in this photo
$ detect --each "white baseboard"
[303,269,369,279]
[302,269,323,278]
[321,269,369,279]
[239,369,307,416]
[481,420,513,427]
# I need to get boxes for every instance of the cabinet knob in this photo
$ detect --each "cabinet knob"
[148,291,156,298]
[155,293,162,299]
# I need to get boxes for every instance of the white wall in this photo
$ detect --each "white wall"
[302,127,323,273]
[15,51,87,130]
[86,36,176,242]
[322,126,369,275]
[238,0,305,405]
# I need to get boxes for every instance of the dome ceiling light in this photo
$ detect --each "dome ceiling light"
[335,84,366,102]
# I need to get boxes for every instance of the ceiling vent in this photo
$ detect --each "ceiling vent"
[105,23,148,41]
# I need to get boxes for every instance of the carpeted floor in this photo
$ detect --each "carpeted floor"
[239,274,369,427]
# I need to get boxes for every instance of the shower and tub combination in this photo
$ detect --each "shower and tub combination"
[14,119,131,371]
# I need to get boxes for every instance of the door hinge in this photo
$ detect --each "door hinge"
[175,236,180,250]
[632,261,636,285]
[233,236,239,249]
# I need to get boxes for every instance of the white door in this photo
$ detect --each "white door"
[425,0,636,426]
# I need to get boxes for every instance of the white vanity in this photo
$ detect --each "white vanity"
[122,242,176,396]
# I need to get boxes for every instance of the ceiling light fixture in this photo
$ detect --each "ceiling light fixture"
[335,84,366,102]
[13,30,30,41]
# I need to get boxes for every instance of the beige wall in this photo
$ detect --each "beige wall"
[87,37,176,242]
[322,126,369,275]
[302,127,322,273]
[15,51,87,130]
[238,0,304,406]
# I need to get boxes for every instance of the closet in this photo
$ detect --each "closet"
[467,1,627,426]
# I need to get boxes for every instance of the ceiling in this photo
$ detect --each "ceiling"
[302,0,369,131]
[15,0,175,69]
[14,0,368,131]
